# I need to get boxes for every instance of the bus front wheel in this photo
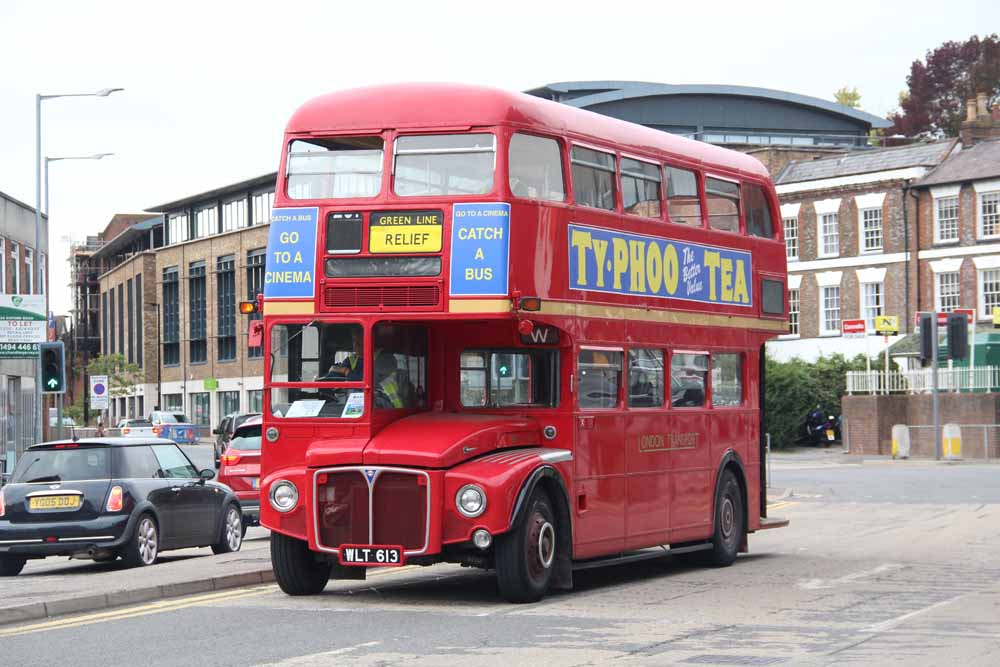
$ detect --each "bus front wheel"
[271,532,332,595]
[495,489,557,603]
[703,469,744,567]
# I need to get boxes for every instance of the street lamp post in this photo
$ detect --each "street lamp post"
[45,153,113,440]
[33,87,122,447]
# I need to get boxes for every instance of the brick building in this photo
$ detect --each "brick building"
[768,141,958,361]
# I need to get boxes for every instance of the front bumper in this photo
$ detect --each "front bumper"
[0,514,132,557]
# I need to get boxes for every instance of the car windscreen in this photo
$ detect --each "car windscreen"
[230,425,262,451]
[12,447,111,483]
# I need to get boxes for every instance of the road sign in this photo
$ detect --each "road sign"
[0,295,47,357]
[842,319,866,337]
[955,308,975,323]
[90,375,109,410]
[874,315,899,335]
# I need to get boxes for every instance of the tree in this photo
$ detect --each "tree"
[86,354,147,399]
[834,86,862,108]
[889,34,1000,137]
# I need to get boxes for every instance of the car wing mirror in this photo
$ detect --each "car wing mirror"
[199,468,215,482]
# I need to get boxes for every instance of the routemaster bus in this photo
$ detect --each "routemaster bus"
[251,83,788,603]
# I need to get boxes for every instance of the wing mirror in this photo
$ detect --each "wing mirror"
[199,468,216,482]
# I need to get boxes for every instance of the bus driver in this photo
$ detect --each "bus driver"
[319,328,364,381]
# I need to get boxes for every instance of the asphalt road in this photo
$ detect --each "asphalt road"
[3,453,999,666]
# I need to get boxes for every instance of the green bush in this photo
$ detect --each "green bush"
[764,353,868,448]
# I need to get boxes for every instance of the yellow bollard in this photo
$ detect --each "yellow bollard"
[891,424,909,459]
[942,423,962,460]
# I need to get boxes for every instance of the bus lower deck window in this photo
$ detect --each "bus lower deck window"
[578,349,623,409]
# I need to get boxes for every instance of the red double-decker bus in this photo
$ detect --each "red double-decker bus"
[253,83,788,602]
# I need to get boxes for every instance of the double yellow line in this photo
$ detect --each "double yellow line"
[767,500,798,512]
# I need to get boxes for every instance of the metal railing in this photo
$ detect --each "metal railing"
[846,366,1000,394]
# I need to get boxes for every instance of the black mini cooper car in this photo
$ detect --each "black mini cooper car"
[0,438,244,576]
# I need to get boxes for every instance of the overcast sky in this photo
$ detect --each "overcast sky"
[1,0,997,317]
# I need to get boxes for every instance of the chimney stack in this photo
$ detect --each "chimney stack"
[961,92,1000,146]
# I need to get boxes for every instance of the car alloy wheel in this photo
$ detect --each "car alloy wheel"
[137,516,158,565]
[225,507,243,551]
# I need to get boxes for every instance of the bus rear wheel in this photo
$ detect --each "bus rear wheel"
[702,469,744,567]
[271,532,331,596]
[496,489,557,603]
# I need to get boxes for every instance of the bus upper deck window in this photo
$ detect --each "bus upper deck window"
[705,177,741,233]
[508,133,565,202]
[622,158,662,218]
[665,166,702,226]
[394,133,495,197]
[745,184,775,238]
[570,146,617,211]
[286,137,383,200]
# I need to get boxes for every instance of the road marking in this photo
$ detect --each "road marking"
[861,592,970,634]
[0,585,272,638]
[256,641,382,666]
[767,501,798,511]
[799,563,903,590]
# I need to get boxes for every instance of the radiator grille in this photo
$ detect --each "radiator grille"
[323,285,440,309]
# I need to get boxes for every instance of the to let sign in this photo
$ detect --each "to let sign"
[0,295,47,357]
[842,319,866,336]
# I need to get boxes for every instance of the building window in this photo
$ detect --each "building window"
[102,290,108,355]
[788,288,800,336]
[222,198,248,232]
[136,273,143,368]
[979,268,1000,320]
[861,282,884,330]
[247,249,265,359]
[39,253,45,296]
[783,218,798,260]
[570,145,616,211]
[935,196,959,243]
[194,205,217,239]
[162,267,180,366]
[247,389,263,413]
[252,191,274,225]
[0,239,5,294]
[126,278,135,364]
[168,213,189,245]
[190,392,211,427]
[936,272,960,313]
[217,255,236,361]
[162,393,183,412]
[820,213,839,257]
[10,242,19,293]
[189,261,207,363]
[860,208,883,253]
[620,158,661,217]
[118,284,124,359]
[980,192,1000,239]
[821,286,841,335]
[108,287,116,354]
[219,390,239,418]
[25,248,33,294]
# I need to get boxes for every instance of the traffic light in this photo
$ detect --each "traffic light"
[40,342,66,394]
[947,313,969,360]
[918,313,934,362]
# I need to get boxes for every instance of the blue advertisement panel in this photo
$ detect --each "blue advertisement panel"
[449,202,510,296]
[264,207,319,299]
[568,224,753,307]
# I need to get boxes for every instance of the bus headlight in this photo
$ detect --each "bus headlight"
[265,427,280,443]
[456,484,486,518]
[269,480,298,512]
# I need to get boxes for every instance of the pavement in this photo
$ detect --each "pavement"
[4,449,1000,665]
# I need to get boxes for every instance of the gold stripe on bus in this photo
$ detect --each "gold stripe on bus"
[263,301,316,315]
[538,301,788,332]
[448,299,512,314]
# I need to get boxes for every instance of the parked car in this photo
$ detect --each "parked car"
[0,437,243,576]
[146,411,198,445]
[213,412,261,466]
[118,418,154,436]
[217,415,262,532]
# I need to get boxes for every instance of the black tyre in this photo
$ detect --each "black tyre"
[702,470,744,567]
[495,489,557,603]
[271,532,331,596]
[211,504,244,555]
[0,555,26,576]
[121,513,159,568]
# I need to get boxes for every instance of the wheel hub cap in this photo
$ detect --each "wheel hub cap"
[721,498,735,539]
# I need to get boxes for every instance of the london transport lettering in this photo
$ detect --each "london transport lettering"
[568,224,753,307]
[635,432,700,453]
[264,207,319,299]
[369,210,442,253]
[449,202,510,296]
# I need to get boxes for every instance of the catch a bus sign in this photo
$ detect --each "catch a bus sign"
[568,224,752,307]
[0,295,46,358]
[264,207,319,299]
[449,202,510,296]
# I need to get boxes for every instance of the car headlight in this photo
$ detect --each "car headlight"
[455,484,486,518]
[269,480,298,513]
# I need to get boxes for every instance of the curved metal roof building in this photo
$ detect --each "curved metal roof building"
[526,81,891,149]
